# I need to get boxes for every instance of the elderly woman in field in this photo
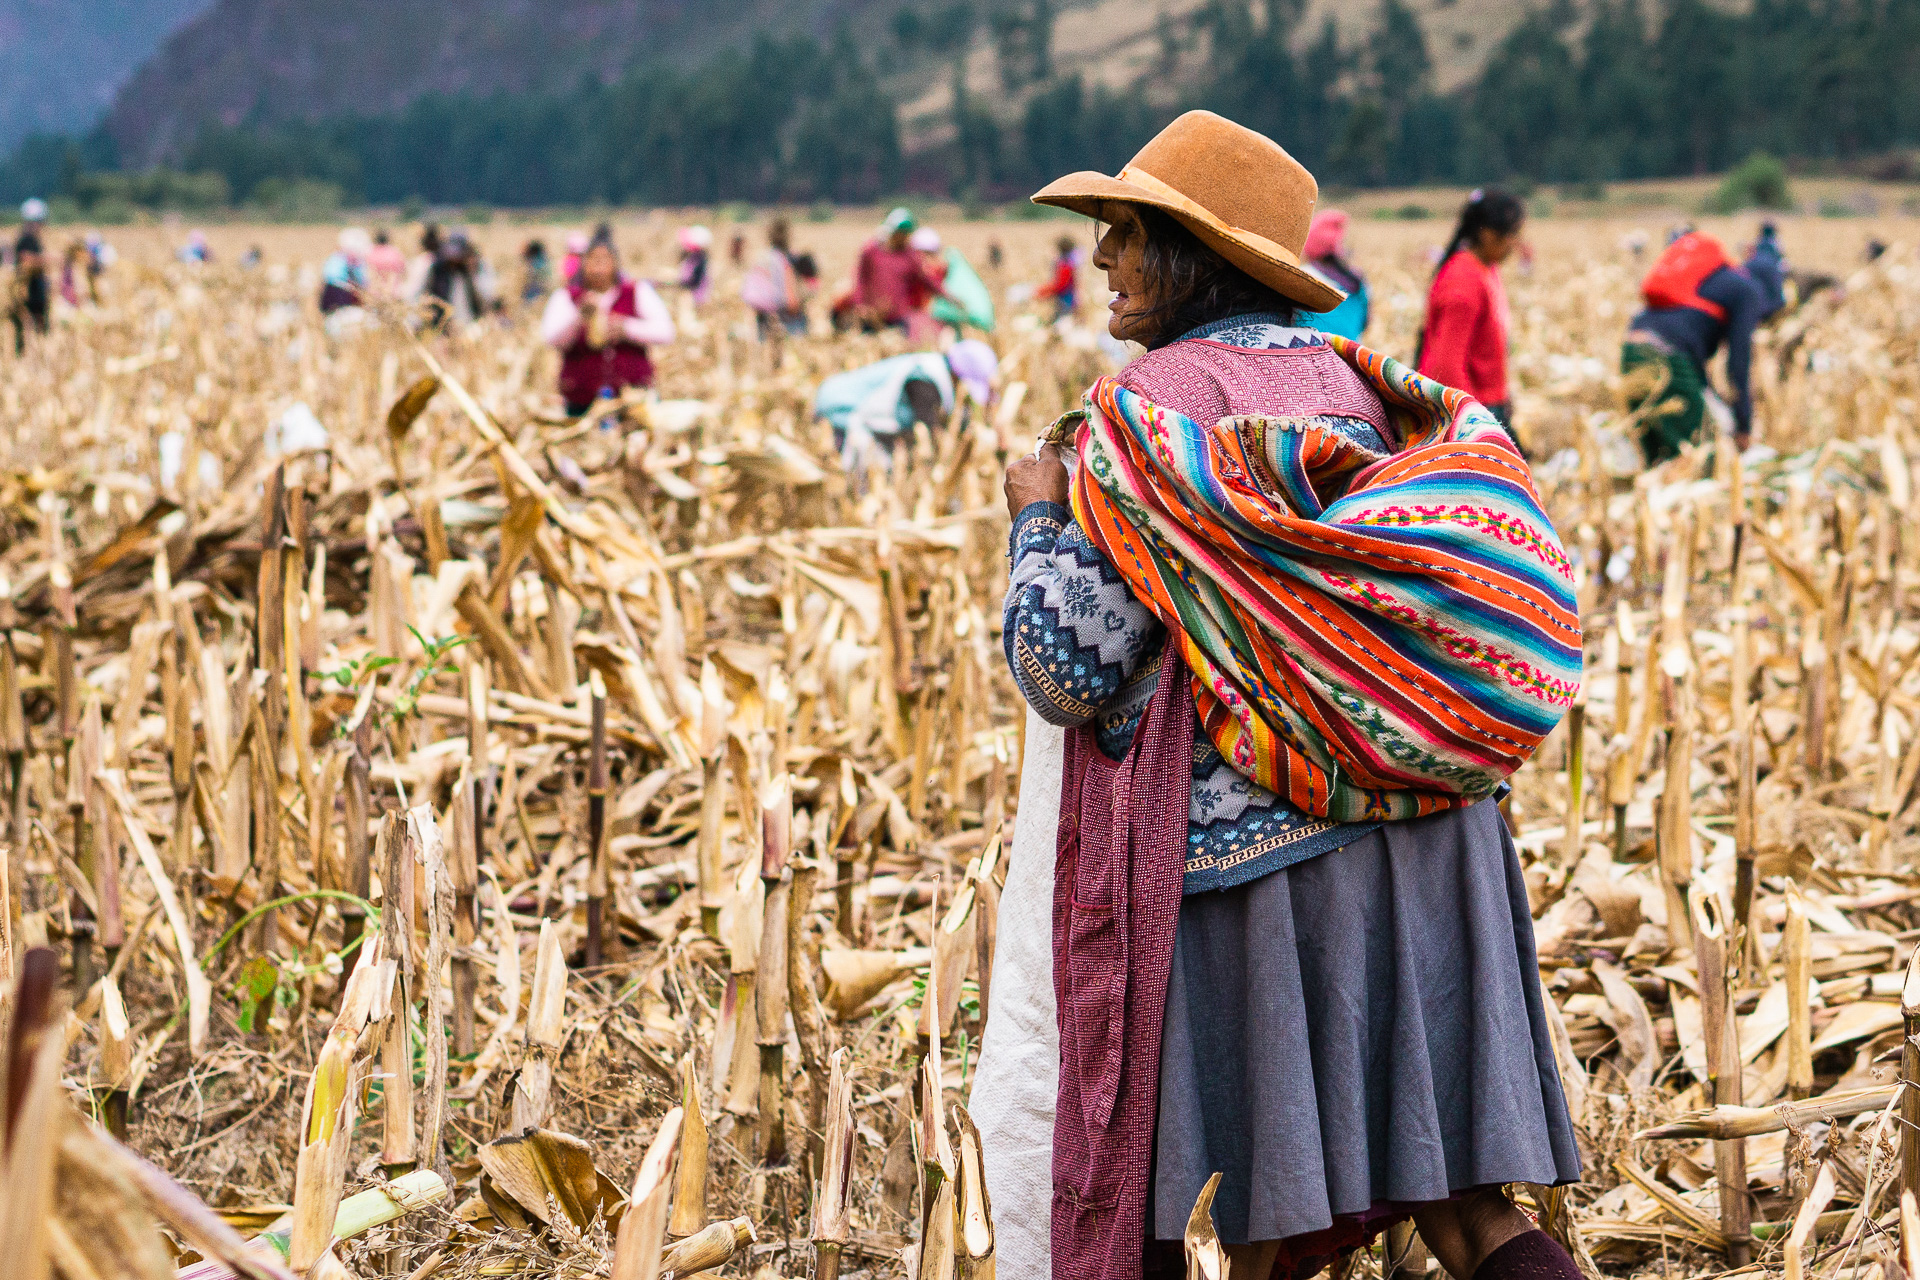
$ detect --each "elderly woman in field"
[975,111,1584,1280]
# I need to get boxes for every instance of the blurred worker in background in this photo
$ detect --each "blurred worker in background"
[1035,234,1079,322]
[1300,210,1369,340]
[367,228,406,298]
[742,218,809,340]
[814,338,998,474]
[560,231,588,284]
[542,223,676,415]
[1622,226,1765,461]
[1743,221,1789,319]
[837,206,945,333]
[406,224,442,299]
[10,198,49,353]
[58,240,86,307]
[905,226,949,343]
[418,229,498,330]
[83,231,114,301]
[1418,189,1526,447]
[320,227,372,314]
[178,229,210,264]
[521,239,552,305]
[677,225,714,306]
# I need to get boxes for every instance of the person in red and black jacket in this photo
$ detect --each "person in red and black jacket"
[1623,228,1766,462]
[1417,190,1525,447]
[538,224,676,416]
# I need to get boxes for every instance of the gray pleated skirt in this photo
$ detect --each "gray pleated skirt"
[1151,798,1581,1245]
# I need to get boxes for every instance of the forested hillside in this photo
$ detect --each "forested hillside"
[6,0,1919,209]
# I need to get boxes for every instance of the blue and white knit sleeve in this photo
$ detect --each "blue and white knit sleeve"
[1002,501,1165,728]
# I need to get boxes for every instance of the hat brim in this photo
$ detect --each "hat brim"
[1032,171,1345,315]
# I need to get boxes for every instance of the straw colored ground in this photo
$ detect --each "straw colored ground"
[3,209,1920,1280]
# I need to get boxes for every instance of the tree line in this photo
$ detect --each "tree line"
[4,0,1918,213]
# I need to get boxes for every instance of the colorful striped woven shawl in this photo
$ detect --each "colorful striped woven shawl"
[1065,336,1581,822]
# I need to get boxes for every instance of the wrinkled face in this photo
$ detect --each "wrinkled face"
[581,243,617,290]
[1092,203,1157,344]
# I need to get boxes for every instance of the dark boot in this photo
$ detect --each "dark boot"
[1472,1230,1583,1280]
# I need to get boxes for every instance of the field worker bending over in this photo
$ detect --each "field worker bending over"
[812,339,996,473]
[541,224,676,416]
[1622,227,1766,461]
[978,110,1583,1280]
[320,227,372,315]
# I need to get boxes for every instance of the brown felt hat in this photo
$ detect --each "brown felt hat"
[1031,110,1344,314]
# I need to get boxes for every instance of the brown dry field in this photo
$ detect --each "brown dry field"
[5,205,1920,1280]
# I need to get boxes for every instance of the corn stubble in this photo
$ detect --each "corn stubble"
[0,224,1093,1280]
[3,217,1920,1279]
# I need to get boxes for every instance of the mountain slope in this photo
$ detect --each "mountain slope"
[102,0,1736,171]
[104,0,895,168]
[896,0,1537,153]
[0,0,212,151]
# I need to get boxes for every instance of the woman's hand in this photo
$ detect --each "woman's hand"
[1004,444,1071,518]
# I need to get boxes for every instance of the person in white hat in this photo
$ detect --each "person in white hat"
[10,198,50,353]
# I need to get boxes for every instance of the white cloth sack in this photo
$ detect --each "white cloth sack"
[968,709,1062,1280]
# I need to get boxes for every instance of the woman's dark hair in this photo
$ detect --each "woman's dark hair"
[570,223,619,287]
[1127,205,1296,348]
[1438,189,1525,268]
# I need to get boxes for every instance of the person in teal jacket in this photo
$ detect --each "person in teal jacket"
[813,339,998,473]
[1299,209,1369,340]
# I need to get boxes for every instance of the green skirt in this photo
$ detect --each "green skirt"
[1621,341,1706,464]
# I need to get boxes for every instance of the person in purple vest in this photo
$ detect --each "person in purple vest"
[539,224,677,415]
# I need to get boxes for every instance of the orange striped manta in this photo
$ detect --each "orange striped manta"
[1064,337,1581,822]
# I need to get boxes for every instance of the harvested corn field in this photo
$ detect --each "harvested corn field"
[1,214,1918,1280]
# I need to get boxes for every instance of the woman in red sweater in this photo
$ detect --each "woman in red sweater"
[1417,189,1525,444]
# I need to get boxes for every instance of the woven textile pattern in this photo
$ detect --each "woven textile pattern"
[1003,500,1376,894]
[1118,325,1392,433]
[1068,336,1581,822]
[1051,638,1193,1280]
